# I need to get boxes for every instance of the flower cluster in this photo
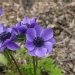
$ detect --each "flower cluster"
[0,9,55,57]
[11,16,37,34]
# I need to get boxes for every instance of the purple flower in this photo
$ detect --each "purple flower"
[25,25,55,57]
[12,16,37,34]
[22,16,37,28]
[0,9,4,16]
[0,24,19,52]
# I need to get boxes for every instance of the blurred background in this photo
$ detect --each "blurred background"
[0,0,75,75]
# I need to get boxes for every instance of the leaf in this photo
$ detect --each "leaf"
[38,58,63,75]
[0,54,8,66]
[6,70,16,75]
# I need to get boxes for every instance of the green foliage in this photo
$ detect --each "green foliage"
[20,55,63,75]
[16,48,26,57]
[20,63,41,75]
[38,58,63,75]
[5,63,20,75]
[20,64,33,75]
[5,70,16,75]
[0,54,8,66]
[5,48,63,75]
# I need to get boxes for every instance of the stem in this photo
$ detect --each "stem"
[33,56,36,75]
[36,56,38,70]
[9,53,23,75]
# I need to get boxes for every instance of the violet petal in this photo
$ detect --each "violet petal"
[22,16,30,24]
[18,25,27,34]
[43,42,52,53]
[48,38,56,45]
[0,46,6,52]
[10,30,16,41]
[28,48,36,56]
[35,47,47,57]
[0,24,4,33]
[7,42,19,50]
[26,28,36,42]
[30,17,37,24]
[0,9,4,16]
[2,39,10,47]
[25,40,35,51]
[0,43,2,47]
[40,28,53,41]
[29,23,35,28]
[11,25,18,33]
[34,25,43,36]
[16,22,21,27]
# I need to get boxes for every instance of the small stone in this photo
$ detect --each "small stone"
[73,68,75,72]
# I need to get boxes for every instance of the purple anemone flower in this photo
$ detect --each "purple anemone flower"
[25,25,55,57]
[0,9,4,16]
[0,24,19,52]
[12,16,37,34]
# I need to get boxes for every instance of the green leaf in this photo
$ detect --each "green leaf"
[0,54,8,66]
[6,70,16,75]
[38,58,63,75]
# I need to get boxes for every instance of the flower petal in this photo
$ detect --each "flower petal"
[0,43,2,47]
[10,30,16,41]
[26,28,36,42]
[2,39,10,47]
[18,25,27,34]
[0,46,6,52]
[40,28,53,41]
[48,38,56,45]
[29,23,35,28]
[16,22,21,27]
[35,47,47,57]
[34,25,43,36]
[43,42,52,53]
[6,28,12,33]
[0,9,4,16]
[7,42,19,50]
[0,24,4,33]
[28,48,36,56]
[30,17,37,24]
[25,40,35,51]
[22,16,30,24]
[11,26,18,33]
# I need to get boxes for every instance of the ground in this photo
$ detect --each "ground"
[0,2,75,75]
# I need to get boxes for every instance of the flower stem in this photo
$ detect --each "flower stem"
[36,56,38,71]
[9,53,23,75]
[33,56,36,75]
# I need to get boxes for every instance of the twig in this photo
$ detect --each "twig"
[57,22,74,37]
[61,58,75,62]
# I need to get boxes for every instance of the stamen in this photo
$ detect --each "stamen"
[22,23,30,27]
[33,37,44,47]
[0,31,11,42]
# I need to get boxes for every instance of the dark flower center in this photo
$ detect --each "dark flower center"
[26,23,30,27]
[33,37,44,47]
[0,31,11,42]
[22,23,30,27]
